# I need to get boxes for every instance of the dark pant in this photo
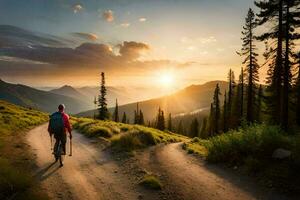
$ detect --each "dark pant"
[54,132,67,154]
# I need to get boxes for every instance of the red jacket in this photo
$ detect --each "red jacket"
[61,112,72,133]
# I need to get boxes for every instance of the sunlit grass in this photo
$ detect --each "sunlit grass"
[0,100,48,199]
[183,124,300,192]
[73,117,187,151]
[0,100,48,136]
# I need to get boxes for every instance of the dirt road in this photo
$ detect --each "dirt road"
[135,143,292,200]
[27,124,292,200]
[27,124,143,200]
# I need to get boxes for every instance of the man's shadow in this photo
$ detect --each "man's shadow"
[35,161,61,181]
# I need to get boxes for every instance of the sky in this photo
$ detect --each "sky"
[0,0,261,90]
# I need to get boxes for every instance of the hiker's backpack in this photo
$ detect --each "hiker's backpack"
[49,112,64,136]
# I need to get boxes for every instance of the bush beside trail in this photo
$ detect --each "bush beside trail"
[73,118,187,152]
[183,124,300,193]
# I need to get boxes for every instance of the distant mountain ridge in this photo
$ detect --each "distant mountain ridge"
[77,80,228,121]
[0,79,91,114]
[50,85,87,101]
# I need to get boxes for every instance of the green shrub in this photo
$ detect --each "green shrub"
[140,175,162,190]
[73,117,186,152]
[204,124,291,164]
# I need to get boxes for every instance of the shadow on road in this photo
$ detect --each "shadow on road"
[35,161,60,181]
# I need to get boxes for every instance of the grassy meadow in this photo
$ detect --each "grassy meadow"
[183,124,300,193]
[72,117,187,152]
[0,100,48,199]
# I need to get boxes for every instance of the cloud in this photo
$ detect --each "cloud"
[0,26,197,82]
[139,17,147,22]
[71,32,98,41]
[120,23,130,28]
[0,25,67,48]
[180,36,217,44]
[118,41,150,60]
[198,36,217,44]
[102,10,114,22]
[72,4,83,13]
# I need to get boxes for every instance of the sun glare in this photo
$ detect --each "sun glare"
[159,73,174,86]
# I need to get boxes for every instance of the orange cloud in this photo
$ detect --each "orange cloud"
[71,32,98,41]
[102,10,114,22]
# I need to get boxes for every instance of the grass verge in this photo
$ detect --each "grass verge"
[73,117,186,152]
[183,124,300,193]
[0,100,48,199]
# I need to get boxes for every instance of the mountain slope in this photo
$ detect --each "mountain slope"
[50,85,87,100]
[0,79,91,114]
[78,80,227,120]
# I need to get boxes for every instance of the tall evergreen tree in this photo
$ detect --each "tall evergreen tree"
[222,90,228,132]
[281,0,299,129]
[208,103,214,135]
[98,72,109,120]
[227,69,235,127]
[160,110,165,130]
[239,67,245,119]
[255,0,284,125]
[156,107,165,131]
[213,84,221,134]
[233,67,245,126]
[296,54,300,125]
[113,99,119,122]
[167,113,173,131]
[134,103,140,124]
[122,112,127,123]
[189,118,199,138]
[200,117,208,138]
[177,120,184,134]
[139,110,145,125]
[238,8,259,122]
[256,84,264,123]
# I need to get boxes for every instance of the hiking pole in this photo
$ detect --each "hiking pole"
[69,138,72,156]
[50,134,53,151]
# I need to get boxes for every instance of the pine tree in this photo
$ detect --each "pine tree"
[255,0,284,125]
[134,103,140,124]
[238,8,259,123]
[200,117,208,138]
[98,72,109,120]
[295,53,300,125]
[240,67,244,118]
[227,69,235,127]
[282,0,299,130]
[189,118,199,138]
[139,110,145,125]
[233,67,245,125]
[156,107,165,131]
[177,120,184,134]
[213,84,221,134]
[256,84,263,123]
[160,110,165,130]
[122,112,127,123]
[167,113,173,131]
[222,91,228,132]
[113,99,119,122]
[208,103,214,135]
